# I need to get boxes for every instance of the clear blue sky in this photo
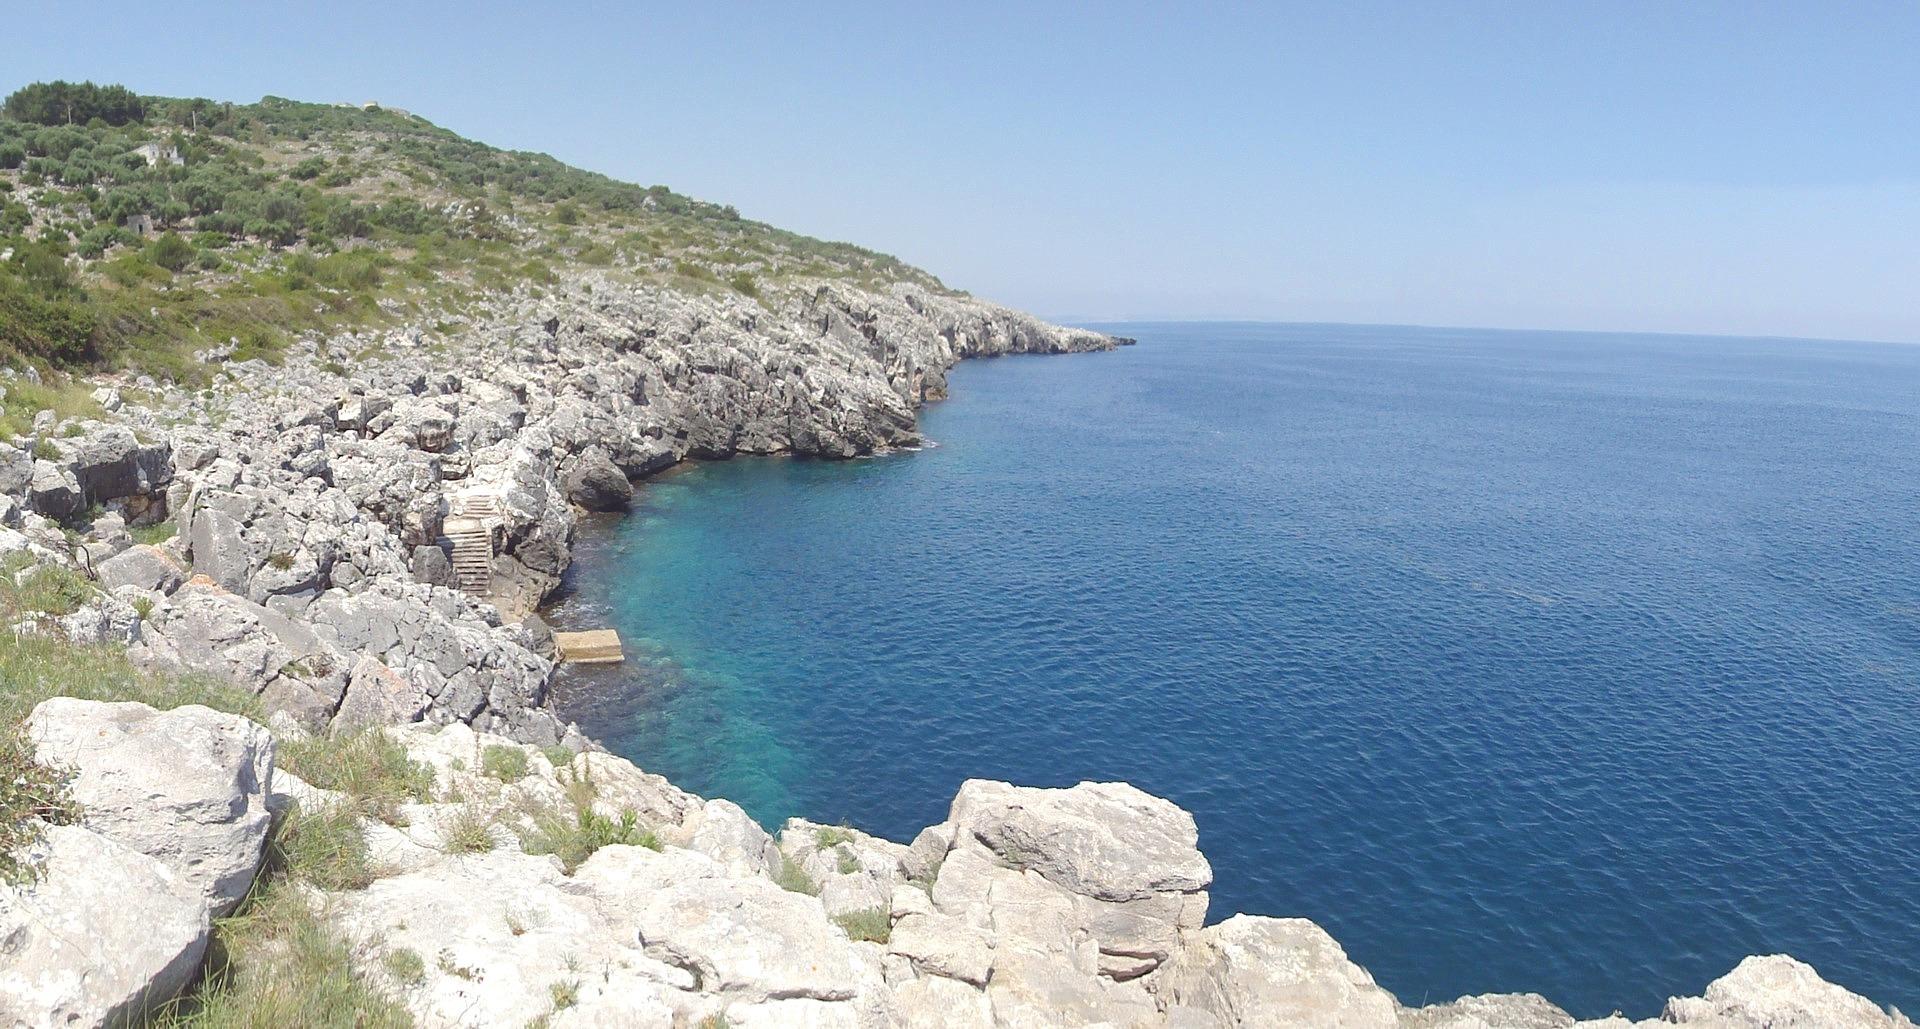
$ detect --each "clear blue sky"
[7,3,1918,341]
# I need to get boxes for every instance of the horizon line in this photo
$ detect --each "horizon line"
[1047,316,1920,350]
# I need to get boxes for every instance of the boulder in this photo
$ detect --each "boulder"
[95,543,187,593]
[187,504,253,592]
[0,824,210,1026]
[1402,992,1574,1028]
[681,798,780,878]
[331,654,431,733]
[27,698,274,916]
[27,459,81,519]
[129,579,338,700]
[0,442,33,496]
[1161,915,1400,1028]
[66,426,170,504]
[1663,955,1914,1028]
[947,779,1212,902]
[563,446,633,511]
[410,543,454,587]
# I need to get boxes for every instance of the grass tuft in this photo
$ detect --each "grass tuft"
[831,906,891,944]
[774,852,819,896]
[8,563,95,616]
[130,519,178,545]
[276,802,375,892]
[480,744,528,783]
[279,731,433,825]
[520,803,658,874]
[438,804,496,855]
[0,721,78,883]
[813,824,855,850]
[382,947,426,986]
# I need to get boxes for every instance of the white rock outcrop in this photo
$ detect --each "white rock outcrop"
[4,705,1912,1028]
[27,698,274,916]
[0,824,210,1027]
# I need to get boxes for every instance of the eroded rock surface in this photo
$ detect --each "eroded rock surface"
[3,705,1911,1028]
[26,698,273,916]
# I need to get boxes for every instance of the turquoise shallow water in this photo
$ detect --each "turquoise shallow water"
[547,322,1920,1018]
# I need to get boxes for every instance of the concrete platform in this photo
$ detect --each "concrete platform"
[553,629,624,664]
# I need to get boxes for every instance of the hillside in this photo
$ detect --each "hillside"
[0,81,948,403]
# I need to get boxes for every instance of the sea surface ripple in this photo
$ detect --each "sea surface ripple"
[548,322,1920,1018]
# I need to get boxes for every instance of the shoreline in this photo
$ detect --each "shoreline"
[2,278,1908,1025]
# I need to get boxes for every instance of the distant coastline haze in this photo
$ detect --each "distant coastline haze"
[6,2,1916,341]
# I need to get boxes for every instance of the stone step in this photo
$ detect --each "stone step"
[553,629,624,664]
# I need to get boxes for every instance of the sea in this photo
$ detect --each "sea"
[546,322,1920,1018]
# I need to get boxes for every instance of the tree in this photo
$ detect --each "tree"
[3,81,145,126]
[147,231,193,272]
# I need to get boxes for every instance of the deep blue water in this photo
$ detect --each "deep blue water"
[547,323,1920,1018]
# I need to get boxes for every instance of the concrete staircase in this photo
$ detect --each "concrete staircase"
[444,493,504,597]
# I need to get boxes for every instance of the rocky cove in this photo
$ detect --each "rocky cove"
[0,274,1911,1027]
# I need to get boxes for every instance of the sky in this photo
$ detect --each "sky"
[5,2,1918,341]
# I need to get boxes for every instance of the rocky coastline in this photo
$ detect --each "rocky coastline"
[0,274,1910,1026]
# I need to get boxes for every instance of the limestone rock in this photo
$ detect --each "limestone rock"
[1662,955,1914,1028]
[681,798,780,878]
[562,445,633,511]
[1161,914,1400,1028]
[95,543,187,593]
[27,698,274,916]
[888,911,994,986]
[1402,992,1575,1028]
[0,824,210,1027]
[65,426,171,504]
[948,778,1212,902]
[332,654,431,733]
[27,459,81,518]
[629,874,861,1002]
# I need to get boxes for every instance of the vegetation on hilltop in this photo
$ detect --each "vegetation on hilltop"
[0,80,949,399]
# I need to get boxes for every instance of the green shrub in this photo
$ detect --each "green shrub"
[774,852,819,896]
[480,744,529,783]
[3,81,145,127]
[520,803,657,874]
[278,731,433,824]
[276,801,375,891]
[131,519,177,544]
[289,156,328,180]
[0,720,78,883]
[831,906,891,944]
[148,231,195,273]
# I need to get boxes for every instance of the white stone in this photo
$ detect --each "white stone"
[0,824,209,1026]
[28,698,273,916]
